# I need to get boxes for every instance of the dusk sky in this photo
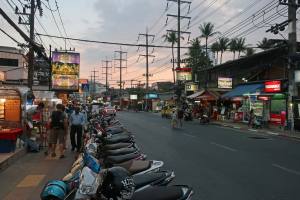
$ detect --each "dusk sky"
[1,0,296,88]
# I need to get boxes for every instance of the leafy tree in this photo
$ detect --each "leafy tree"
[246,47,255,56]
[210,41,220,65]
[257,37,273,50]
[236,37,247,58]
[218,37,230,63]
[199,22,219,57]
[185,38,211,82]
[163,32,178,84]
[229,38,238,60]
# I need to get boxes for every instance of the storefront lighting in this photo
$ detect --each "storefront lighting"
[195,101,201,103]
[0,98,6,103]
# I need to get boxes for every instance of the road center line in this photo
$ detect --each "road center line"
[272,164,300,176]
[183,133,197,138]
[210,142,237,152]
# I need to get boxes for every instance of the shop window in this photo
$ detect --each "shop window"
[0,58,18,67]
[271,99,286,114]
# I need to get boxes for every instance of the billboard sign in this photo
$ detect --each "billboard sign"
[265,80,281,93]
[218,77,232,89]
[51,52,80,91]
[130,94,138,100]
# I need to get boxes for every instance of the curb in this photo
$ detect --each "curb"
[211,122,300,141]
[0,147,26,173]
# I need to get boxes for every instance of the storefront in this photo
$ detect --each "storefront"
[222,83,264,122]
[0,87,28,152]
[222,80,287,126]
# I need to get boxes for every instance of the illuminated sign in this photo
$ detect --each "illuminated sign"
[145,93,158,99]
[79,79,88,84]
[51,52,80,91]
[218,77,232,89]
[265,81,281,93]
[130,95,138,100]
[0,71,4,81]
[176,67,192,81]
[258,96,270,101]
[185,83,198,91]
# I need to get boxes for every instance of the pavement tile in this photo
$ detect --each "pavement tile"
[16,175,45,188]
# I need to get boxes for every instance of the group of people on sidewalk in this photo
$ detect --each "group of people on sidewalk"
[44,103,87,158]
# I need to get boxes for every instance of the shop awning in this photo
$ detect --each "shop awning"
[187,90,205,99]
[195,90,220,101]
[222,84,264,99]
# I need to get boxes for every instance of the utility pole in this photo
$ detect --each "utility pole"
[139,28,155,110]
[166,0,191,70]
[90,69,99,99]
[102,58,112,93]
[114,49,127,109]
[278,0,299,131]
[166,0,191,104]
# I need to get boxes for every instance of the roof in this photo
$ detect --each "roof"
[187,89,205,99]
[199,47,287,72]
[222,83,264,99]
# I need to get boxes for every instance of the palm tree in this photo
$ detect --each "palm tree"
[229,38,238,60]
[236,37,247,58]
[257,37,273,50]
[163,32,177,84]
[210,42,220,65]
[218,37,229,64]
[246,47,255,56]
[199,22,219,57]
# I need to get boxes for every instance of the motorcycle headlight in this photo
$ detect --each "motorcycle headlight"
[79,185,93,195]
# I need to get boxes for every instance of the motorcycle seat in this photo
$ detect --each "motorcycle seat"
[103,134,133,144]
[105,152,140,164]
[115,160,151,174]
[102,143,133,150]
[103,147,137,156]
[133,172,168,189]
[132,186,187,200]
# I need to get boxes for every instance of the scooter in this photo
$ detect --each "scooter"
[199,114,210,124]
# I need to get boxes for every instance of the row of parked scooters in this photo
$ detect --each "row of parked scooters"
[40,111,194,200]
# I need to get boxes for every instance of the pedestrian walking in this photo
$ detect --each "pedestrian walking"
[248,109,254,127]
[171,109,178,128]
[69,106,85,152]
[47,104,68,158]
[177,107,184,127]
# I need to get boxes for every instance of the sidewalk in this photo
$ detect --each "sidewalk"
[211,120,300,140]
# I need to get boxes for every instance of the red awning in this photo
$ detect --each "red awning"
[195,90,220,101]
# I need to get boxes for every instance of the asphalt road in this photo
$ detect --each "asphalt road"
[117,111,300,200]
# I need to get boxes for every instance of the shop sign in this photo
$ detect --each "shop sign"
[51,52,80,91]
[295,70,300,82]
[258,96,270,101]
[176,67,192,81]
[185,83,198,91]
[145,93,158,99]
[218,77,232,89]
[265,81,281,93]
[130,94,138,100]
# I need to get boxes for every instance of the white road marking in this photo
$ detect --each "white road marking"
[272,164,300,176]
[210,142,237,152]
[233,126,241,129]
[267,131,279,136]
[248,129,258,132]
[183,133,197,138]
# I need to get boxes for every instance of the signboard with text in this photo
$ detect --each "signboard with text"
[265,81,281,93]
[218,77,232,89]
[176,67,192,81]
[51,52,80,91]
[130,94,138,100]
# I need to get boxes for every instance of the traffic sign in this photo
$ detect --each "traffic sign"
[82,83,89,92]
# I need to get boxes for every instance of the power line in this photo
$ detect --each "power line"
[36,33,191,48]
[54,0,72,47]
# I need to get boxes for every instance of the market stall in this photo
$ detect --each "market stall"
[0,87,28,152]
